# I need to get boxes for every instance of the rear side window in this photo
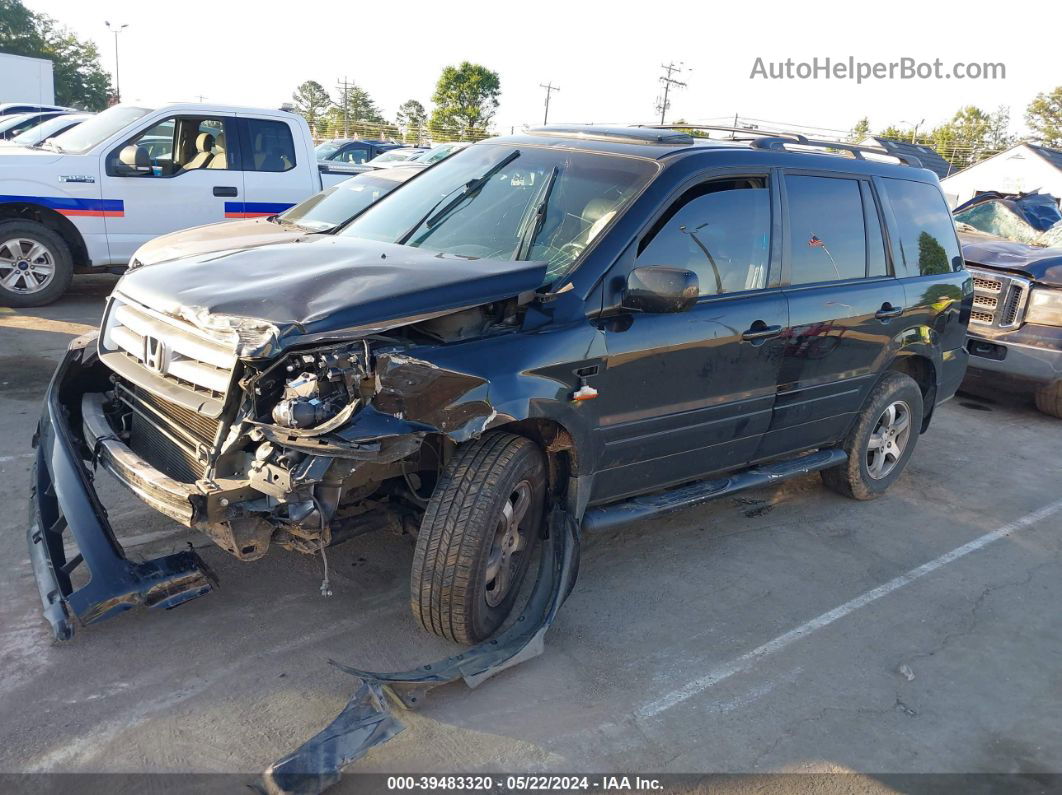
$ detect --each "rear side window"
[636,177,771,295]
[785,175,867,285]
[243,118,296,172]
[881,178,962,275]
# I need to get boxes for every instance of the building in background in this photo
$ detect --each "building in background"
[941,143,1062,208]
[0,53,55,105]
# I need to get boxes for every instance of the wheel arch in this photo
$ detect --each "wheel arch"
[886,352,938,431]
[489,417,580,505]
[0,201,89,266]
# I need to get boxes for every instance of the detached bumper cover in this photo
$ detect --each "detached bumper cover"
[27,334,215,641]
[263,506,581,795]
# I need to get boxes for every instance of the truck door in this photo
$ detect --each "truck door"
[755,172,908,459]
[233,115,317,219]
[589,173,787,504]
[99,113,244,262]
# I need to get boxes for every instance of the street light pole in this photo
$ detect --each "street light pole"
[104,21,128,102]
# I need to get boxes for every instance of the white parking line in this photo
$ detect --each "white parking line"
[636,497,1062,719]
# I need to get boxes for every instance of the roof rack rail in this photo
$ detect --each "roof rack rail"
[637,124,924,168]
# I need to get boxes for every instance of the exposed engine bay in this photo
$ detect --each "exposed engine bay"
[94,296,521,563]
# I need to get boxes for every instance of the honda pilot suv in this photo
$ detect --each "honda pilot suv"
[29,125,972,652]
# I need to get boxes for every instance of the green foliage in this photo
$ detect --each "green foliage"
[1026,86,1062,149]
[917,231,949,275]
[430,61,500,140]
[291,80,331,138]
[877,105,1012,173]
[332,80,384,128]
[0,0,113,110]
[396,99,426,143]
[848,117,870,143]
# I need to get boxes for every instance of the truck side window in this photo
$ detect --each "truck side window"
[636,178,771,295]
[245,119,296,172]
[881,178,962,275]
[785,175,867,285]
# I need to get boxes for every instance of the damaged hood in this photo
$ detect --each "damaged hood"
[960,231,1062,285]
[114,236,547,351]
[131,218,319,267]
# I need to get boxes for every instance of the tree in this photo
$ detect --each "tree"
[0,0,112,110]
[291,80,331,139]
[917,231,949,275]
[330,80,384,137]
[396,99,426,144]
[1026,86,1062,149]
[430,61,500,140]
[848,117,870,143]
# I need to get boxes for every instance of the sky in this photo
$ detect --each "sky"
[27,0,1062,139]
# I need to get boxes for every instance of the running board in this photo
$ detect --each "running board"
[581,448,848,533]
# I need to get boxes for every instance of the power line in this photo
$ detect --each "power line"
[656,62,687,125]
[539,82,560,125]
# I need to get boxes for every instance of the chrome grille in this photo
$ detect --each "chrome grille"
[967,267,1030,330]
[100,296,238,399]
[116,380,221,483]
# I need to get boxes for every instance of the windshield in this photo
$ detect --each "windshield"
[415,142,464,164]
[0,114,33,134]
[315,141,343,159]
[340,144,657,283]
[12,114,85,146]
[370,149,414,163]
[49,105,152,154]
[278,171,411,232]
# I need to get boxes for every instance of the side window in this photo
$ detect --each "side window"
[123,118,175,175]
[636,177,771,296]
[336,145,369,164]
[244,118,296,172]
[785,175,866,285]
[115,116,230,176]
[881,178,962,275]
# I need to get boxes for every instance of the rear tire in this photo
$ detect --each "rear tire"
[411,432,545,644]
[1034,382,1062,418]
[0,220,73,307]
[822,372,923,500]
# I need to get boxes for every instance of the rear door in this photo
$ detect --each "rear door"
[233,114,317,218]
[590,172,788,503]
[100,113,244,261]
[755,171,907,459]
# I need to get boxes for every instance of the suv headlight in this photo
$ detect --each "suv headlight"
[1025,287,1062,327]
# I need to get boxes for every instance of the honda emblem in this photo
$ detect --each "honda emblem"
[142,335,168,373]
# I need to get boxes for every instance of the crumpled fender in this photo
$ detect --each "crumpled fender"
[262,506,581,794]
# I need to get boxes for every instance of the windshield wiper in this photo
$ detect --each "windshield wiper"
[513,166,560,261]
[399,149,520,245]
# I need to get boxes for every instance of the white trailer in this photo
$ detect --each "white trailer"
[0,53,55,105]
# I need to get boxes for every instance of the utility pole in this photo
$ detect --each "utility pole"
[336,77,351,138]
[656,62,687,125]
[539,82,560,125]
[104,21,128,102]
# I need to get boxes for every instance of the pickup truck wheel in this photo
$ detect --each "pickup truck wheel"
[0,221,73,307]
[411,432,545,644]
[822,372,923,500]
[1034,382,1062,418]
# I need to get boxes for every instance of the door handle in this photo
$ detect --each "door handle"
[213,186,238,197]
[741,322,783,342]
[875,303,903,320]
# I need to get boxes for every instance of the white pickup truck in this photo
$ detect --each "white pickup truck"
[0,102,355,306]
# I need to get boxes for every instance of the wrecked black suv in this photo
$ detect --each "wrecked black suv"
[30,125,972,650]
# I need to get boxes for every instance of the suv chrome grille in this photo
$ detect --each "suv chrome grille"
[115,380,221,483]
[967,267,1030,330]
[99,296,238,407]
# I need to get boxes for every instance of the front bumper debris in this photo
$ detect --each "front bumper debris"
[27,334,215,641]
[263,506,581,795]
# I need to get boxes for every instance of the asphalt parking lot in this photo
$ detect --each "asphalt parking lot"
[2,277,1062,789]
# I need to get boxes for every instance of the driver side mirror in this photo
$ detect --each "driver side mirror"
[622,266,699,313]
[116,144,151,175]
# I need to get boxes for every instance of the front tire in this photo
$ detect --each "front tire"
[411,432,545,644]
[822,372,924,500]
[0,220,73,307]
[1034,382,1062,418]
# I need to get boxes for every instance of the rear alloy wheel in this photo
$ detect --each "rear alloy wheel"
[0,221,73,307]
[411,432,545,644]
[822,371,923,500]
